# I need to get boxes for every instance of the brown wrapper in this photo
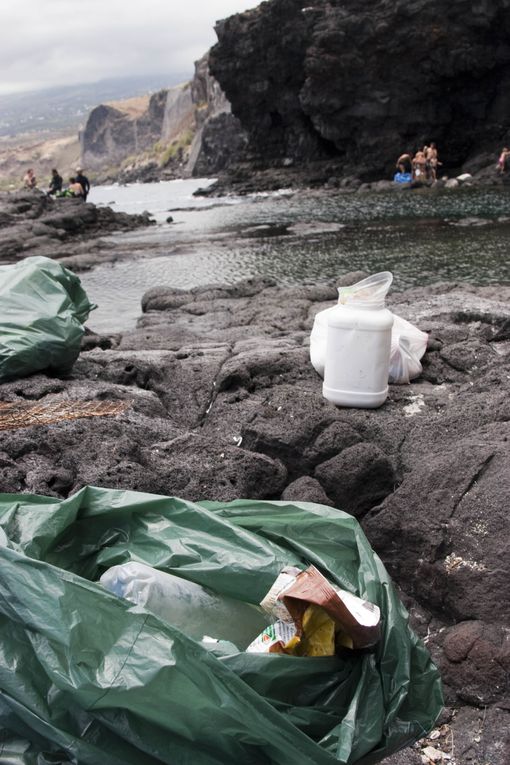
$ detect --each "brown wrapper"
[280,565,381,649]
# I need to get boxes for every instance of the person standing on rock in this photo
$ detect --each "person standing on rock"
[497,147,509,174]
[23,168,37,189]
[75,168,90,201]
[412,149,427,181]
[425,143,440,181]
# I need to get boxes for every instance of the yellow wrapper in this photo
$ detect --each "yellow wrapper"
[298,604,336,656]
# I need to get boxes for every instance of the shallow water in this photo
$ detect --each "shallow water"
[83,179,510,332]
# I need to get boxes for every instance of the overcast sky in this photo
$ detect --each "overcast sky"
[0,0,261,95]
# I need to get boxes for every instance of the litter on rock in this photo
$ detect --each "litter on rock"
[0,487,443,765]
[0,255,95,382]
[0,398,131,431]
[310,272,428,406]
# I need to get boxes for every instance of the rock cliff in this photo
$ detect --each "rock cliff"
[186,53,248,178]
[80,54,247,183]
[209,0,510,186]
[80,86,193,180]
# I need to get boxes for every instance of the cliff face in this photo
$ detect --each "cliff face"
[186,54,248,177]
[80,56,247,182]
[209,0,510,180]
[81,103,141,168]
[80,86,194,177]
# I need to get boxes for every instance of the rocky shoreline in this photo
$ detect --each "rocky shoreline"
[2,0,509,755]
[1,263,509,763]
[0,189,153,271]
[196,157,510,197]
[95,149,509,195]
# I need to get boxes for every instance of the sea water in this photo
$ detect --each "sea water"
[83,180,510,333]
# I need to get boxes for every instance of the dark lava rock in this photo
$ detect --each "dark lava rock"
[191,110,249,177]
[303,420,362,465]
[438,620,510,706]
[0,190,153,267]
[208,0,510,190]
[281,475,334,506]
[315,442,398,516]
[1,275,509,762]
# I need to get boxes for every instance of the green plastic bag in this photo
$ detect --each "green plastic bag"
[0,487,443,764]
[0,256,94,382]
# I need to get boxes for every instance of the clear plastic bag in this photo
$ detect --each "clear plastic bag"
[389,315,428,384]
[337,271,393,307]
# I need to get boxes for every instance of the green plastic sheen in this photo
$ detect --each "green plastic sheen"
[0,256,95,382]
[0,487,443,764]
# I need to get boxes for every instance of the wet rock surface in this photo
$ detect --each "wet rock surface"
[0,190,153,270]
[1,274,509,763]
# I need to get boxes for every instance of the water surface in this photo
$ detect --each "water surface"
[83,180,510,332]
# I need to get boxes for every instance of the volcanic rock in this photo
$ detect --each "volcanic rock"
[208,0,510,191]
[0,275,509,762]
[80,52,248,184]
[0,190,153,268]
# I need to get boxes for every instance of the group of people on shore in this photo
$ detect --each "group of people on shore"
[23,167,90,201]
[394,143,441,184]
[394,144,510,184]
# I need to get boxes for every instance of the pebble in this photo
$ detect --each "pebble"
[422,745,446,761]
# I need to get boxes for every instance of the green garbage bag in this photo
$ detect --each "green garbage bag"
[0,255,94,382]
[0,487,443,765]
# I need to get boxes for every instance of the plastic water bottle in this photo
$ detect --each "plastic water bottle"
[100,562,269,650]
[322,272,394,408]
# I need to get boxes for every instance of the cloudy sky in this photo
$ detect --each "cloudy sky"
[0,0,261,95]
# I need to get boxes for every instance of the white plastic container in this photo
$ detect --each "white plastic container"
[322,272,394,408]
[310,307,427,384]
[100,561,269,649]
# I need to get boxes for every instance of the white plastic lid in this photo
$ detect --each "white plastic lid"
[338,271,393,309]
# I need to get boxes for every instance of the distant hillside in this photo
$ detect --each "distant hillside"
[0,61,247,190]
[0,74,190,138]
[0,91,163,190]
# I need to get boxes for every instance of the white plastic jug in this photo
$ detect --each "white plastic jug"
[100,561,269,649]
[322,272,394,408]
